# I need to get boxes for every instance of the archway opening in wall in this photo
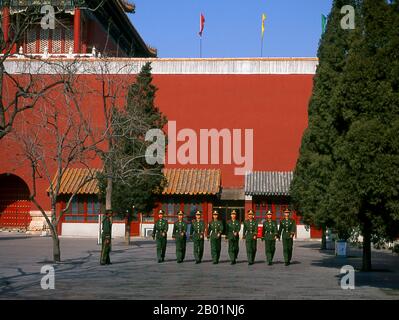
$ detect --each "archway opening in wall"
[0,173,32,229]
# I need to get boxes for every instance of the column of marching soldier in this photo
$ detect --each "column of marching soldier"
[100,208,296,266]
[150,208,296,266]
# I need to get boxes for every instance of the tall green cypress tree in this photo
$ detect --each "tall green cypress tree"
[328,0,399,271]
[293,0,399,270]
[291,0,359,248]
[101,62,167,243]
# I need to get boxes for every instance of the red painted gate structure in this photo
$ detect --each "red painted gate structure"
[0,174,32,229]
[129,213,141,236]
[310,227,323,239]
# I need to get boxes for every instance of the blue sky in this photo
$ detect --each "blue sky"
[131,0,334,58]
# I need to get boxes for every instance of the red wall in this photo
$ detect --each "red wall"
[152,74,313,187]
[0,73,313,210]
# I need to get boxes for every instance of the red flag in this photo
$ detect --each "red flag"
[199,13,205,36]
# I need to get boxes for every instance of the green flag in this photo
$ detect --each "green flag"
[321,14,327,34]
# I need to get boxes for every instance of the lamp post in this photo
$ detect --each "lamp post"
[97,210,102,245]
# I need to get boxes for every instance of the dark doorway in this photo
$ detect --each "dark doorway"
[0,174,31,229]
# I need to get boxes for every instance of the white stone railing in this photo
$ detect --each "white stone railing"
[3,54,318,75]
[0,45,98,60]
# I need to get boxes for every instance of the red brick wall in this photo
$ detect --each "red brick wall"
[0,73,313,211]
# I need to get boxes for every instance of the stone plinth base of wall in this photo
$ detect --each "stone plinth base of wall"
[27,211,50,235]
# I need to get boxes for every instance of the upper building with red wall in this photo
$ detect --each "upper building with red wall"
[0,1,320,238]
[1,0,156,57]
[0,57,318,237]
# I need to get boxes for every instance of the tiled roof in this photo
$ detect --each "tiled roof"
[245,171,293,196]
[49,167,221,196]
[162,169,221,195]
[118,0,135,13]
[220,187,245,200]
[48,168,101,195]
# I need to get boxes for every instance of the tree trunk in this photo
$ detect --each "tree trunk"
[321,225,327,250]
[106,176,112,211]
[50,203,61,262]
[53,232,61,262]
[48,223,61,262]
[362,221,372,271]
[0,62,6,139]
[125,222,131,245]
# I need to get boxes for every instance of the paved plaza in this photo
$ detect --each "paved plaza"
[0,232,398,300]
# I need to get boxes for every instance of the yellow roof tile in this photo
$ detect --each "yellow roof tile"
[162,169,221,195]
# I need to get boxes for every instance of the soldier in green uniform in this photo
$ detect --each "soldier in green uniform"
[152,209,168,263]
[190,210,205,264]
[207,210,223,264]
[243,209,258,265]
[226,210,241,264]
[172,210,187,263]
[278,209,296,266]
[100,210,112,265]
[262,210,279,265]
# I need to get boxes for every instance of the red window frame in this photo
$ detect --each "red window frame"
[61,195,102,223]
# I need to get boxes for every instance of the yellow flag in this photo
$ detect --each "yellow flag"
[261,13,267,39]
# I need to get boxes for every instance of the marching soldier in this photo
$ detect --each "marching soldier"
[190,210,205,264]
[226,210,241,264]
[262,210,279,265]
[152,209,168,263]
[243,209,258,265]
[172,210,187,263]
[100,209,113,265]
[207,210,224,264]
[278,208,296,266]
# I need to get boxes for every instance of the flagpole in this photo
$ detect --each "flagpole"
[261,36,263,57]
[200,36,202,58]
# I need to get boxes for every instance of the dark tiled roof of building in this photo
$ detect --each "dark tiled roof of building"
[220,187,245,200]
[118,0,135,13]
[48,168,101,195]
[162,169,221,195]
[245,171,293,196]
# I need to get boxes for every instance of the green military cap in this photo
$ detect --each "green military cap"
[158,209,165,214]
[266,210,272,215]
[212,210,219,215]
[177,210,184,216]
[105,209,113,215]
[195,210,202,216]
[247,209,254,215]
[284,209,291,214]
[231,210,237,215]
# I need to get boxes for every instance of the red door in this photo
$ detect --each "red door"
[0,174,32,229]
[129,213,141,236]
[310,226,323,239]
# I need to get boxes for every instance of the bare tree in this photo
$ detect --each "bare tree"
[0,5,72,139]
[69,59,142,218]
[10,56,164,256]
[12,60,100,262]
[68,58,166,245]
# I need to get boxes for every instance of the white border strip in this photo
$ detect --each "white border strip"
[4,58,318,75]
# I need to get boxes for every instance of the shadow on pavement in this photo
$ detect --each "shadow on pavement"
[0,236,33,241]
[311,251,399,291]
[297,242,324,250]
[0,252,95,297]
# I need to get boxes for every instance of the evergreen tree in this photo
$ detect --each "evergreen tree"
[293,0,399,270]
[291,0,359,248]
[328,0,399,270]
[100,63,167,243]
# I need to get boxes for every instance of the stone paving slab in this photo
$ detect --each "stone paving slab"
[0,233,398,300]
